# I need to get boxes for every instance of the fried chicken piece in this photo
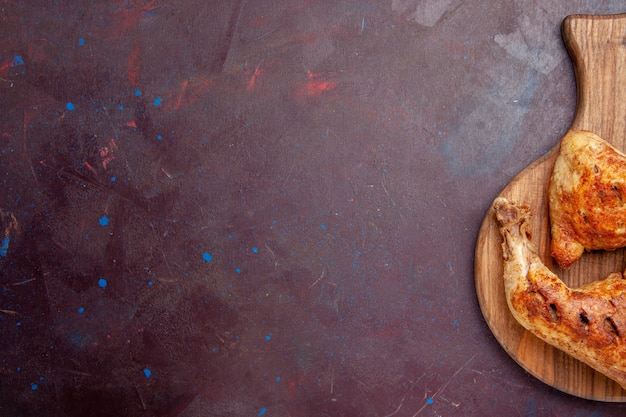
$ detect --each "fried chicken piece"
[494,197,626,390]
[549,130,626,269]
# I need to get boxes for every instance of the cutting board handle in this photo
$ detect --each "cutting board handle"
[562,13,626,144]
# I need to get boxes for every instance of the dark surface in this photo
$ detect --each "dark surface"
[2,1,626,416]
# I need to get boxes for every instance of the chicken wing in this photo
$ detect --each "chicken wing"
[494,197,626,390]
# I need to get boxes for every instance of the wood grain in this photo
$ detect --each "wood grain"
[475,14,626,402]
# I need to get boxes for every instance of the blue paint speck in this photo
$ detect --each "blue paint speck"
[31,383,38,391]
[0,236,10,256]
[78,37,85,46]
[148,281,153,286]
[134,89,141,97]
[426,397,434,405]
[525,397,537,416]
[99,215,109,226]
[110,176,116,182]
[202,252,213,263]
[275,376,280,382]
[98,278,107,288]
[258,408,267,416]
[66,102,75,111]
[77,307,85,314]
[12,55,24,66]
[320,224,326,230]
[157,135,163,141]
[16,322,21,327]
[252,247,259,253]
[235,268,241,274]
[265,333,272,341]
[153,97,162,106]
[143,368,152,378]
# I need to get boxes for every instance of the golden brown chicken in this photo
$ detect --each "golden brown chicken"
[494,197,626,390]
[549,130,626,269]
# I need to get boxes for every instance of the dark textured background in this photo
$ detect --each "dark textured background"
[2,1,626,416]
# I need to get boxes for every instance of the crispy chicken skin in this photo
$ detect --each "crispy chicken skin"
[549,130,626,269]
[494,197,626,390]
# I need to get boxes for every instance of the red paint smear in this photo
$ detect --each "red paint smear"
[99,138,117,170]
[248,15,267,29]
[160,77,216,112]
[306,79,336,96]
[173,79,189,109]
[127,43,141,87]
[303,70,336,96]
[0,57,21,74]
[0,60,11,74]
[108,0,162,39]
[84,161,99,177]
[247,64,264,92]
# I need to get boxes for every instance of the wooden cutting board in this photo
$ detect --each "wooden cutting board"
[475,14,626,402]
